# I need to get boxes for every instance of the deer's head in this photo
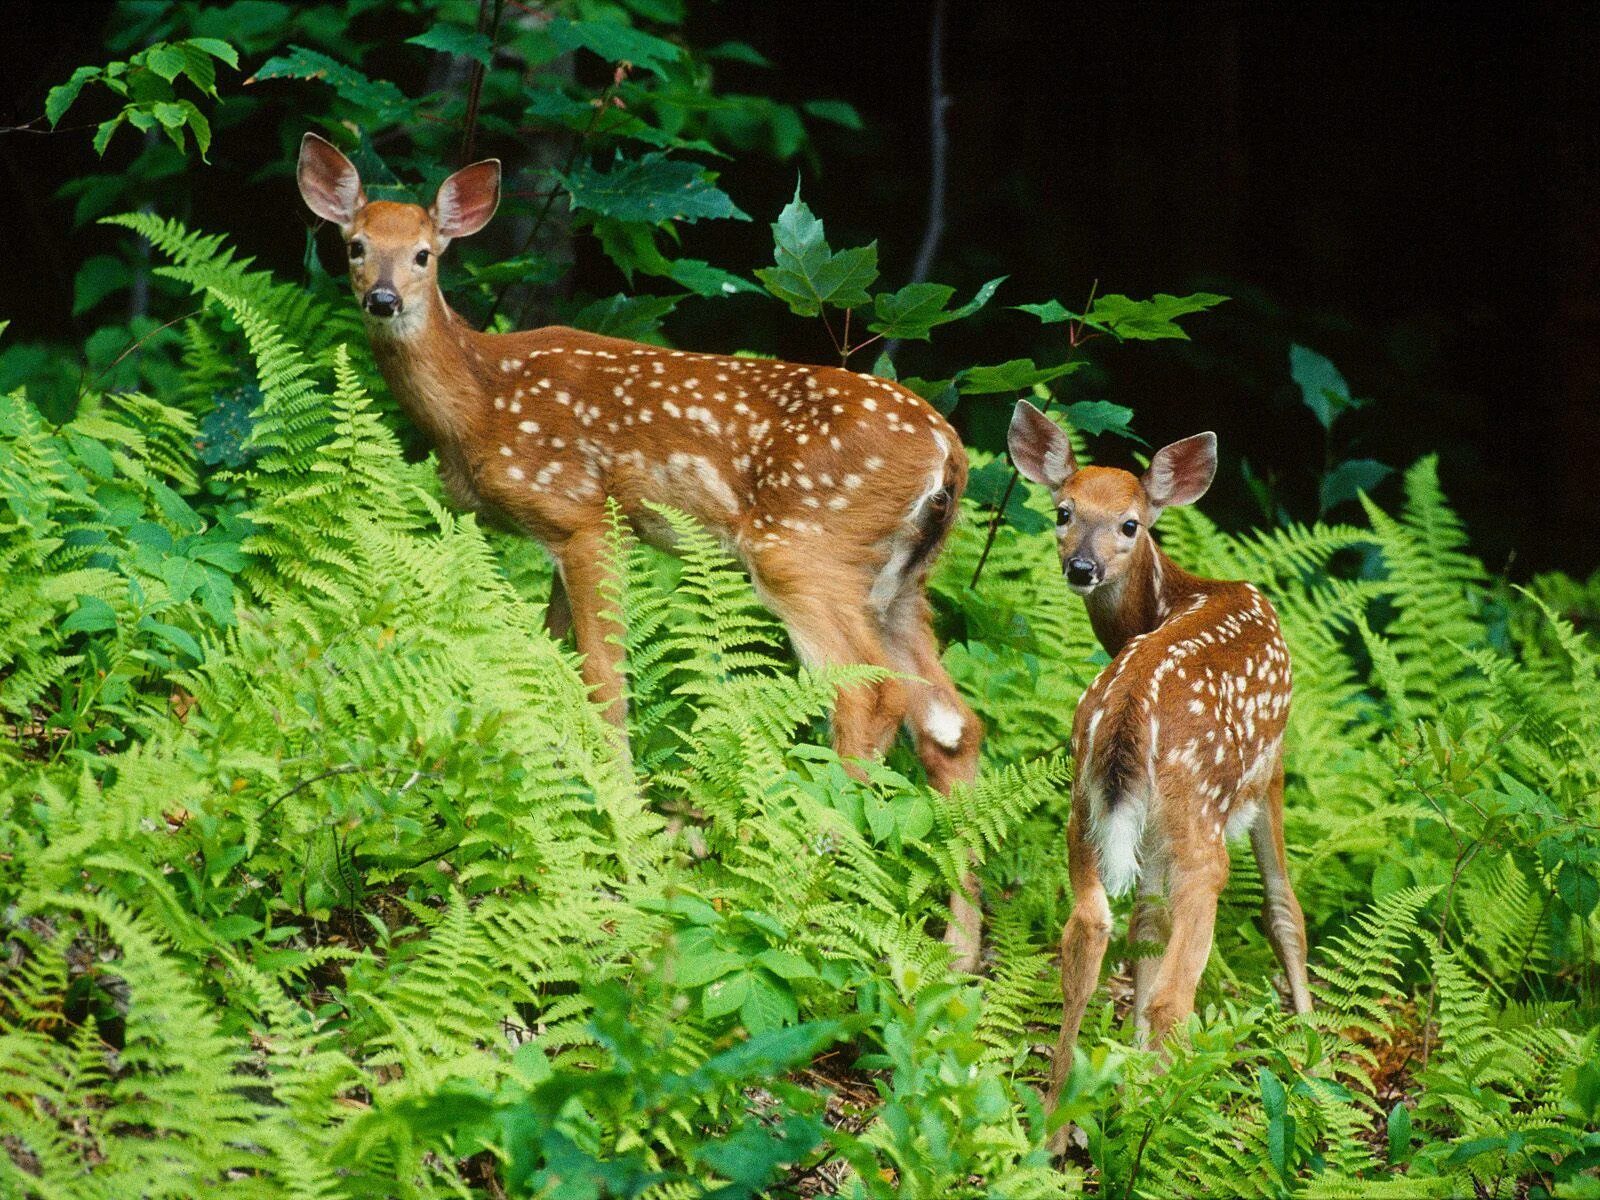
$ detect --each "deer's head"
[1008,400,1216,595]
[296,132,500,334]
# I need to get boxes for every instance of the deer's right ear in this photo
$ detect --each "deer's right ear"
[297,133,365,231]
[1008,400,1078,490]
[430,159,501,243]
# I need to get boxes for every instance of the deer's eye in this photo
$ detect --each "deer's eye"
[414,248,431,267]
[1056,506,1073,527]
[347,239,365,261]
[1121,518,1139,537]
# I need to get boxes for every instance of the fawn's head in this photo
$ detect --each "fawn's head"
[1008,400,1216,595]
[296,133,500,332]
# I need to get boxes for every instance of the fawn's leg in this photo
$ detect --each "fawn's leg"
[1251,756,1313,1014]
[1141,832,1228,1045]
[749,544,905,764]
[1129,841,1171,1045]
[880,586,985,970]
[1046,798,1114,1113]
[553,527,628,730]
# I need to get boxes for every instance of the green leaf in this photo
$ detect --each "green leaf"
[1085,292,1228,340]
[47,66,102,126]
[560,151,748,224]
[73,255,132,317]
[740,974,798,1034]
[92,114,127,157]
[62,595,117,635]
[674,948,744,988]
[1387,1102,1413,1164]
[867,276,1004,341]
[406,26,494,66]
[182,37,239,68]
[754,184,878,316]
[1320,458,1392,513]
[571,292,683,339]
[754,949,817,981]
[144,43,188,83]
[1062,400,1142,443]
[702,969,751,1019]
[1013,298,1075,323]
[1290,343,1364,429]
[248,46,412,118]
[955,357,1081,394]
[1557,861,1599,917]
[545,16,684,79]
[803,99,864,130]
[138,617,202,661]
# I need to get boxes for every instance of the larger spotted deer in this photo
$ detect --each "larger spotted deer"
[1006,401,1312,1129]
[296,134,986,965]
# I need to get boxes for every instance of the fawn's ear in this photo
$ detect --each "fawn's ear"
[297,133,365,231]
[1142,432,1217,513]
[1008,400,1078,490]
[430,159,501,243]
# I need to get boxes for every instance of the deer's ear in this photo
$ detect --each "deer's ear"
[297,133,365,231]
[1142,432,1217,512]
[430,159,501,243]
[1008,400,1078,489]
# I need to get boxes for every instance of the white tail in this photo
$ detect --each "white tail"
[1008,400,1313,1137]
[297,134,987,967]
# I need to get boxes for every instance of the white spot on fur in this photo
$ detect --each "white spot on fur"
[924,702,966,751]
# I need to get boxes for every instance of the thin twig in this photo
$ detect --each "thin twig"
[457,0,507,166]
[76,306,202,401]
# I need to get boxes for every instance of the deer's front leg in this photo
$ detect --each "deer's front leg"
[553,527,627,729]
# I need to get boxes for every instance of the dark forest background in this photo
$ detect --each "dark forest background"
[4,1,1598,574]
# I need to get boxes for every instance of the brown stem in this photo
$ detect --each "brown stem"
[457,0,507,166]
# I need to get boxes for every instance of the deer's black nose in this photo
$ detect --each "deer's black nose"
[1066,557,1098,587]
[364,287,401,317]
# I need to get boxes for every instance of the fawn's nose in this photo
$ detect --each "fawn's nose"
[364,286,401,317]
[1066,557,1099,588]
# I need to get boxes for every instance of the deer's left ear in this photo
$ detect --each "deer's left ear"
[1009,400,1079,490]
[1142,432,1217,513]
[430,159,501,244]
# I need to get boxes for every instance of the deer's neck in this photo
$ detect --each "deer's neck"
[1084,535,1207,656]
[366,288,491,451]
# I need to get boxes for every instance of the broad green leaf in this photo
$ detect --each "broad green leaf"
[1085,292,1228,340]
[1320,458,1392,512]
[73,255,132,317]
[1290,343,1363,429]
[1387,1102,1413,1164]
[143,42,188,83]
[406,26,494,66]
[740,974,798,1034]
[674,948,744,988]
[183,37,239,68]
[560,151,748,224]
[803,99,864,130]
[704,40,773,67]
[754,949,817,981]
[176,43,220,96]
[47,66,102,126]
[571,292,683,339]
[754,184,878,316]
[545,16,684,78]
[955,357,1080,394]
[247,46,412,118]
[92,114,127,157]
[867,276,1004,340]
[1013,298,1075,323]
[62,595,117,634]
[1557,861,1599,917]
[702,969,751,1019]
[1063,400,1143,444]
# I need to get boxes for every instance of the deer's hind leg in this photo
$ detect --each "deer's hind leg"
[1047,789,1115,1110]
[1251,755,1313,1014]
[747,540,905,765]
[878,583,985,969]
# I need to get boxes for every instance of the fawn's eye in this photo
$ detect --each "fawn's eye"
[414,248,430,267]
[1056,506,1073,526]
[1120,518,1139,537]
[347,239,365,260]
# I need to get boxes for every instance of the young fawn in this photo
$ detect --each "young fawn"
[296,135,986,964]
[1007,401,1312,1110]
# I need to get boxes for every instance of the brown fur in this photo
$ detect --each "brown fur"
[299,135,988,967]
[1007,402,1312,1152]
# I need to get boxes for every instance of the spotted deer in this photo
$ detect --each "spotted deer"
[1006,401,1312,1117]
[296,134,986,964]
